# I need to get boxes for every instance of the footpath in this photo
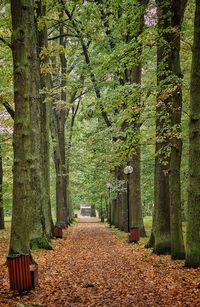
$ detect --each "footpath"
[0,222,200,306]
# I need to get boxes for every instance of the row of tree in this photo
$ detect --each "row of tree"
[0,0,199,267]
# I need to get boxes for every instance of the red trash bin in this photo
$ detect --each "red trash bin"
[7,254,32,291]
[129,227,140,243]
[53,225,63,238]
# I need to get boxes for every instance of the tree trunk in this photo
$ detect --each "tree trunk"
[147,0,187,255]
[50,64,68,225]
[59,14,69,224]
[9,0,49,254]
[129,148,146,236]
[154,145,171,254]
[51,112,68,224]
[185,0,200,268]
[169,0,185,260]
[36,0,54,239]
[122,1,147,237]
[128,63,146,237]
[116,167,127,232]
[153,0,172,255]
[50,12,69,226]
[0,150,4,230]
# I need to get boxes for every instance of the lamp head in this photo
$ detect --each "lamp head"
[124,165,133,175]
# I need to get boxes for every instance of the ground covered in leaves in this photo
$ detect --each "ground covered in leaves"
[0,222,200,307]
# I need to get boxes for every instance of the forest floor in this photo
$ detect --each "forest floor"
[0,222,200,307]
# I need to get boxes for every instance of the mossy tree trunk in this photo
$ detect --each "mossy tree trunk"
[185,0,200,268]
[129,148,146,236]
[146,0,187,254]
[9,0,50,255]
[168,0,186,260]
[36,0,54,239]
[49,67,67,224]
[67,92,83,222]
[126,64,146,238]
[58,13,69,224]
[50,12,69,226]
[116,167,127,232]
[153,0,172,255]
[51,109,68,224]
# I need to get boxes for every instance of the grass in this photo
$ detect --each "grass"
[143,216,152,225]
[111,216,153,244]
[113,228,128,241]
[4,216,11,223]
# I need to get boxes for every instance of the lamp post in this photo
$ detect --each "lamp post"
[124,165,133,233]
[106,183,112,228]
[100,192,104,222]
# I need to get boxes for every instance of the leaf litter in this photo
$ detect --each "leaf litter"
[0,223,199,306]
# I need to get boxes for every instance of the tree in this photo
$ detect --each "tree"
[126,0,149,236]
[49,21,75,225]
[185,0,200,268]
[9,0,50,254]
[148,0,186,256]
[168,0,187,260]
[36,0,54,239]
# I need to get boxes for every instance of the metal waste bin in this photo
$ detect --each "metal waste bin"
[7,254,32,291]
[53,225,63,238]
[129,226,140,243]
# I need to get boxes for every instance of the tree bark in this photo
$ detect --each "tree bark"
[185,0,200,268]
[50,11,69,226]
[116,166,127,232]
[153,0,172,254]
[51,108,68,224]
[123,1,147,237]
[129,148,146,236]
[36,0,54,239]
[9,0,50,254]
[146,0,187,255]
[58,13,69,224]
[169,0,186,260]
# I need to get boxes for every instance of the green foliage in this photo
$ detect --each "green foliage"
[68,108,113,207]
[0,0,197,231]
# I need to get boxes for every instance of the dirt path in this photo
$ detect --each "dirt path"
[0,223,200,306]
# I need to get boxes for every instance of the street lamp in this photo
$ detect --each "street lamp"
[124,165,133,233]
[106,183,112,228]
[100,192,104,222]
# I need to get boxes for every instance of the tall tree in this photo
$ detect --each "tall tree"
[185,0,200,268]
[57,10,69,224]
[9,0,50,254]
[127,0,149,237]
[168,0,187,260]
[149,0,187,256]
[153,0,172,254]
[50,11,69,225]
[36,0,54,238]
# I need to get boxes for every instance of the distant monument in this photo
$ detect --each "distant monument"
[80,205,91,216]
[80,204,96,217]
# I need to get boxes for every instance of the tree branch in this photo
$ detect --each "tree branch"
[59,0,112,128]
[0,37,11,48]
[2,101,15,119]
